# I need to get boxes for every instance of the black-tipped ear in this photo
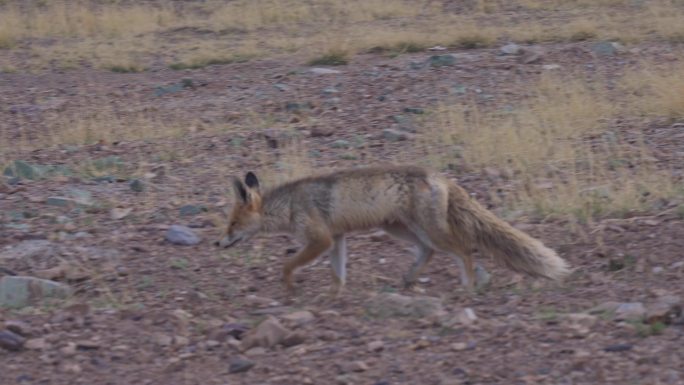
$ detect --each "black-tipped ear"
[245,172,259,190]
[232,177,248,203]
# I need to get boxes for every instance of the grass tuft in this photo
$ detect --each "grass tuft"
[308,49,350,66]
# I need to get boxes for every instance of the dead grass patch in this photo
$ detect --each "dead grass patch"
[308,48,350,66]
[2,0,684,70]
[621,62,684,119]
[421,73,681,220]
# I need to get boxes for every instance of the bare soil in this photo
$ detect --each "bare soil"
[1,41,683,385]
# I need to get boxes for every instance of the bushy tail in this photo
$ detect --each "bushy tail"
[447,183,569,280]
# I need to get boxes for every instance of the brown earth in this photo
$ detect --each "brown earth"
[1,40,684,385]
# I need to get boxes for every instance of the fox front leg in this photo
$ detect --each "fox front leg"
[282,235,332,295]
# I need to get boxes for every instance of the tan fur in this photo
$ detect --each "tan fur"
[217,165,570,295]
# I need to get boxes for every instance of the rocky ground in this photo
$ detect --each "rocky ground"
[1,39,684,385]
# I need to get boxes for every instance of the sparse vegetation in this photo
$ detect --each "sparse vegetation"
[308,49,350,66]
[419,72,682,220]
[106,64,145,73]
[1,0,684,70]
[1,2,683,383]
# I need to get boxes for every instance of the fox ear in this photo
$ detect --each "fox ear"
[232,177,248,203]
[244,172,259,190]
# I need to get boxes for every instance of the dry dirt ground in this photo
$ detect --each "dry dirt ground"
[1,38,684,384]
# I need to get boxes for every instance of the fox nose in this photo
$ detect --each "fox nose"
[213,240,220,247]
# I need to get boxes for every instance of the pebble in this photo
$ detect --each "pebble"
[367,340,385,352]
[0,330,25,351]
[165,225,201,246]
[229,356,255,373]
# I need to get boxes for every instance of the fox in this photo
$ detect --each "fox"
[215,165,569,296]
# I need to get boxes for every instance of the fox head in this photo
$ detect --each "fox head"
[215,172,263,248]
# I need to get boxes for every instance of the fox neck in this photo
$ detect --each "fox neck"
[259,194,292,234]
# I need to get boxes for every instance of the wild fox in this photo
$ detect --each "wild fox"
[216,165,569,295]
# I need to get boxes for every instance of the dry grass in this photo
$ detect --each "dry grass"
[0,2,176,40]
[2,0,684,70]
[621,62,684,119]
[0,106,211,166]
[421,73,681,220]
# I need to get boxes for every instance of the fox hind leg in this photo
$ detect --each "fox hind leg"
[382,223,435,288]
[329,234,347,297]
[454,254,476,290]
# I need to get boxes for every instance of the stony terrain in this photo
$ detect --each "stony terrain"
[1,15,684,385]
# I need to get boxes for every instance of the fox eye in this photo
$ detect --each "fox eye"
[230,221,237,227]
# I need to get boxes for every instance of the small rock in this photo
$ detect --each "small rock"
[0,182,12,193]
[651,266,664,274]
[450,342,468,351]
[428,45,447,51]
[309,68,342,75]
[282,310,315,327]
[447,308,478,326]
[0,240,55,262]
[0,276,72,308]
[645,302,682,325]
[179,204,206,217]
[129,179,145,192]
[562,313,598,328]
[382,129,413,142]
[24,338,48,350]
[61,363,82,374]
[34,261,89,281]
[174,335,189,347]
[110,207,132,220]
[216,323,250,341]
[323,86,339,95]
[330,139,350,149]
[604,343,632,352]
[336,374,356,385]
[59,342,77,356]
[228,356,255,373]
[588,301,621,315]
[542,64,561,70]
[411,339,430,350]
[428,55,456,67]
[367,340,384,352]
[153,333,173,347]
[245,294,280,308]
[165,225,201,246]
[310,127,334,137]
[365,293,445,318]
[4,320,31,336]
[0,329,25,351]
[614,302,646,321]
[46,197,89,208]
[500,43,522,55]
[244,346,267,356]
[592,41,617,56]
[519,49,543,64]
[349,361,369,372]
[403,107,424,114]
[3,160,44,180]
[240,316,291,350]
[281,331,306,347]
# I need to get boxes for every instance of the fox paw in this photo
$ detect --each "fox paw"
[402,276,417,289]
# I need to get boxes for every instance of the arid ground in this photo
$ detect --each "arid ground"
[1,1,684,384]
